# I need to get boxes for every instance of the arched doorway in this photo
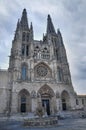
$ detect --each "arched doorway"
[21,95,26,112]
[38,85,55,115]
[42,99,50,115]
[18,89,30,113]
[61,90,70,111]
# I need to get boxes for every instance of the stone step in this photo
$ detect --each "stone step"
[57,110,86,119]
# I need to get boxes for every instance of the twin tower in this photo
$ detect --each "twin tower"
[7,9,77,115]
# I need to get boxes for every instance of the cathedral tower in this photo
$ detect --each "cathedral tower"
[8,9,76,115]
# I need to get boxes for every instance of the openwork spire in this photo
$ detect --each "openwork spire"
[30,22,33,40]
[47,14,56,34]
[20,8,29,30]
[16,19,20,32]
[57,29,63,45]
[14,19,20,40]
[30,22,33,29]
[57,29,62,37]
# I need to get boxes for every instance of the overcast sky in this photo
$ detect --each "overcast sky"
[0,0,86,94]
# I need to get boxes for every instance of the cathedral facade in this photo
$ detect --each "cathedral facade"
[0,9,86,115]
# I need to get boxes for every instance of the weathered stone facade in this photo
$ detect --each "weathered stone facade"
[0,9,86,115]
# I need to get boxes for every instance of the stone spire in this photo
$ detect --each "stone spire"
[16,19,20,32]
[47,14,56,34]
[14,19,20,40]
[30,22,33,31]
[30,22,33,40]
[20,8,29,30]
[57,29,63,45]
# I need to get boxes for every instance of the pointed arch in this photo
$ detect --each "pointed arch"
[38,85,55,115]
[18,89,31,113]
[61,90,70,110]
[18,89,30,96]
[38,84,55,98]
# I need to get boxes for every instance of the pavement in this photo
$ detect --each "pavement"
[0,118,86,130]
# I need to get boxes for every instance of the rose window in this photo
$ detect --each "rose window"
[36,65,48,77]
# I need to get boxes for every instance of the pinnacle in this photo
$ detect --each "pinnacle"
[30,22,33,29]
[23,8,26,12]
[47,14,56,34]
[20,8,29,30]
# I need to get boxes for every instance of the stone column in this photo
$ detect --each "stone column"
[50,96,57,115]
[30,59,34,82]
[31,97,37,113]
[56,98,60,111]
[11,91,18,114]
[31,91,38,113]
[59,98,62,111]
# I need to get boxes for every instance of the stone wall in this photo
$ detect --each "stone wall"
[0,70,8,114]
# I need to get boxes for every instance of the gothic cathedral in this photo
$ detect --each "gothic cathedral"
[0,9,84,116]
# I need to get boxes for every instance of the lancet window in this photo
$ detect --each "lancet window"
[21,64,28,80]
[22,44,29,56]
[57,67,63,82]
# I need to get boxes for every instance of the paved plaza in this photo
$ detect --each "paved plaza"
[0,118,86,130]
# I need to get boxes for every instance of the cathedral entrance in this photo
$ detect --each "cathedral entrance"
[18,89,30,113]
[21,96,26,113]
[42,99,50,115]
[62,99,66,110]
[21,103,26,112]
[38,84,55,116]
[61,90,70,111]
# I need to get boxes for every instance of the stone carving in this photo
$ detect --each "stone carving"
[37,92,41,98]
[38,85,55,97]
[31,90,37,98]
[34,63,52,78]
[36,65,48,77]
